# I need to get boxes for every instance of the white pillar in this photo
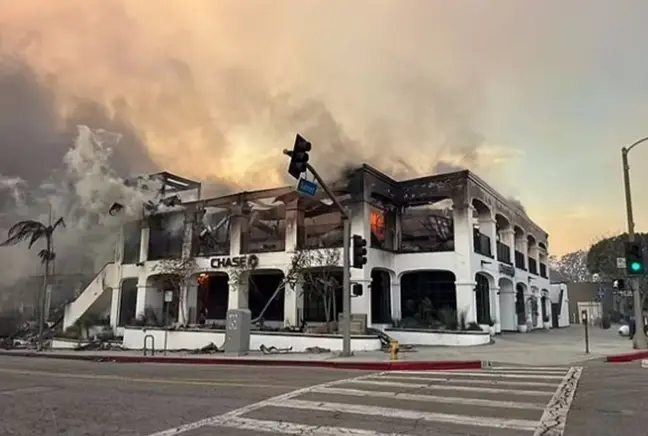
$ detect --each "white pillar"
[455,280,477,323]
[391,281,401,322]
[283,279,304,327]
[114,227,124,264]
[228,274,249,310]
[139,225,150,263]
[453,205,476,323]
[229,205,246,256]
[135,277,148,319]
[109,287,120,330]
[491,286,501,333]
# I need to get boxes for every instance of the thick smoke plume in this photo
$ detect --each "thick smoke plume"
[0,126,162,290]
[0,0,523,193]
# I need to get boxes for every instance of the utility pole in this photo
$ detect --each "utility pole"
[622,143,648,349]
[283,139,353,357]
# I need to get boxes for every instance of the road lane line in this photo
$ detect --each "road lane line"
[0,387,54,396]
[494,366,571,371]
[145,371,381,436]
[374,374,559,387]
[534,366,583,436]
[349,379,555,396]
[310,386,547,410]
[388,370,564,380]
[0,368,297,390]
[266,399,538,431]
[216,417,411,436]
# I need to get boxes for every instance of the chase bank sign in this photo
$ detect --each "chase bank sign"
[210,254,259,269]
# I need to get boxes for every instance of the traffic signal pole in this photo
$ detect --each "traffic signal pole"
[622,143,648,349]
[283,148,353,356]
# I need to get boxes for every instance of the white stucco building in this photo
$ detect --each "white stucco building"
[63,166,552,338]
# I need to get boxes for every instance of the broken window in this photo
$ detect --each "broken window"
[122,221,141,264]
[301,197,346,249]
[147,211,184,260]
[400,201,454,252]
[369,201,396,251]
[194,207,230,256]
[242,200,286,253]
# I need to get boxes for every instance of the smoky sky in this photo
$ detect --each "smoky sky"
[0,56,157,187]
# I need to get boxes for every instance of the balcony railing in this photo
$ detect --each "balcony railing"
[540,263,548,278]
[496,242,512,264]
[515,250,526,270]
[474,233,492,257]
[528,258,538,275]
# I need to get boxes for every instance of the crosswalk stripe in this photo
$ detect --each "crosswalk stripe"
[266,399,538,431]
[214,417,410,436]
[310,386,547,410]
[350,379,555,396]
[374,375,559,388]
[493,366,570,371]
[388,370,564,380]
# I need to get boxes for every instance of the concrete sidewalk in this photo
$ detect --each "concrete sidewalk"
[0,325,639,369]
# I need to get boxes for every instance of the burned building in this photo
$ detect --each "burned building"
[63,165,552,334]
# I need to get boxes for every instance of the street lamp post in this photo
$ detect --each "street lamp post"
[621,137,648,349]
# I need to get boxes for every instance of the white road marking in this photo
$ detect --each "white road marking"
[215,416,413,436]
[0,386,53,396]
[493,366,570,372]
[389,370,564,380]
[310,386,547,410]
[269,399,538,431]
[375,374,559,387]
[534,366,583,436]
[350,379,555,396]
[145,372,381,436]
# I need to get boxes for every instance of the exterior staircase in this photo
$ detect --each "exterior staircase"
[62,263,119,331]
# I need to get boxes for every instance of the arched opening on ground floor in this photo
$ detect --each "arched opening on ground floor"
[498,278,515,331]
[475,273,491,324]
[515,282,527,325]
[541,290,549,325]
[371,269,392,324]
[118,278,138,326]
[400,270,456,328]
[145,274,180,325]
[196,272,229,323]
[249,270,285,324]
[302,267,343,328]
[530,287,539,327]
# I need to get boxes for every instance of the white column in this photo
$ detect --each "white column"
[229,205,246,256]
[227,274,249,310]
[491,286,501,333]
[478,215,497,258]
[283,279,304,327]
[139,224,150,264]
[109,287,120,330]
[453,205,476,323]
[391,281,401,322]
[135,276,148,319]
[114,227,124,264]
[455,280,477,323]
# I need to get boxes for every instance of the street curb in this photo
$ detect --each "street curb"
[606,350,648,363]
[0,350,482,371]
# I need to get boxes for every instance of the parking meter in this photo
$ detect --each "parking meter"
[581,310,589,354]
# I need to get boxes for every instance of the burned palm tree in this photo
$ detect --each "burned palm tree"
[0,217,66,350]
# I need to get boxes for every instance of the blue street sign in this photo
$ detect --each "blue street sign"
[297,177,318,197]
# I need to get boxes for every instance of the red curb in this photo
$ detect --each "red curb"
[606,350,648,363]
[0,350,482,371]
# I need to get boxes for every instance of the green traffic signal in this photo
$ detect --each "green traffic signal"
[631,262,642,272]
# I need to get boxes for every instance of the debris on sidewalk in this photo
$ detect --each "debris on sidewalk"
[305,346,330,353]
[260,344,293,354]
[367,328,417,352]
[74,339,123,351]
[190,342,222,354]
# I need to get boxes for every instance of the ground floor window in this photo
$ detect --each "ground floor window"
[475,273,491,324]
[118,278,138,326]
[371,269,391,323]
[400,270,456,328]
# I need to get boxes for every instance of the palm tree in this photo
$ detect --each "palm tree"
[1,217,65,350]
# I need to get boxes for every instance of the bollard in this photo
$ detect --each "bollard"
[143,334,155,357]
[389,340,400,361]
[581,310,589,354]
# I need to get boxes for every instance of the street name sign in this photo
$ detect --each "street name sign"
[297,177,318,197]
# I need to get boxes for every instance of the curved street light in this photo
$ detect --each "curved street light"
[621,137,648,349]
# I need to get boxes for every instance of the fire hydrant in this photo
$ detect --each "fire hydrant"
[389,340,400,361]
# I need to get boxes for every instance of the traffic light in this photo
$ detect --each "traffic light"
[625,241,645,276]
[352,235,367,269]
[287,134,312,180]
[613,279,625,290]
[352,283,363,297]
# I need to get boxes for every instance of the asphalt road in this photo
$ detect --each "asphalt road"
[0,356,367,436]
[0,356,597,436]
[564,361,648,436]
